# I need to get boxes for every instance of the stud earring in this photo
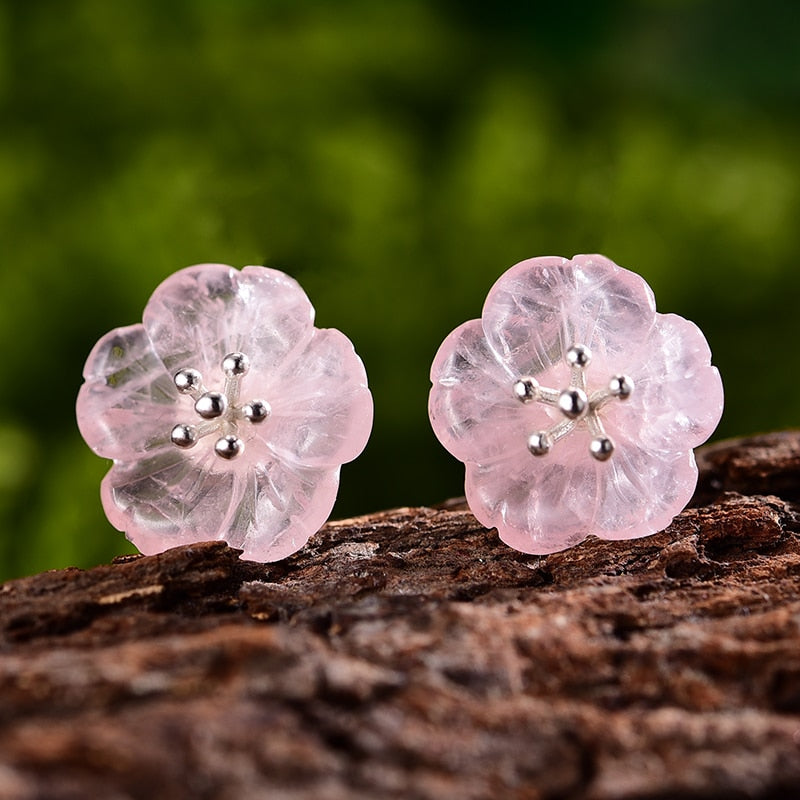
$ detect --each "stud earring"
[77,263,373,562]
[428,254,724,555]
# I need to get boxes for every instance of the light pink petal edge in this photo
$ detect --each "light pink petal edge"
[142,263,316,379]
[77,324,178,461]
[101,446,343,562]
[465,445,698,555]
[608,313,724,454]
[481,254,657,379]
[429,319,531,464]
[250,327,373,469]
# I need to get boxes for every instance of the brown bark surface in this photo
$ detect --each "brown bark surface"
[2,432,800,800]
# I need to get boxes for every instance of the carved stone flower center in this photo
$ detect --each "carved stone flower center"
[513,344,634,461]
[169,352,270,460]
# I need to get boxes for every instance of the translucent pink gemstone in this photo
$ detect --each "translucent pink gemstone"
[77,264,373,561]
[429,254,724,554]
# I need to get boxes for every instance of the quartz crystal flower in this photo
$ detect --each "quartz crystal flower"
[77,264,373,561]
[429,255,724,554]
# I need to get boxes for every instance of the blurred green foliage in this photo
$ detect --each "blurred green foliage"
[0,0,798,580]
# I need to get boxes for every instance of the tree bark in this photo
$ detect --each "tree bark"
[2,432,800,800]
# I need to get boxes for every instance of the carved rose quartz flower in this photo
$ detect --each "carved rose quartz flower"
[429,255,724,554]
[77,264,373,562]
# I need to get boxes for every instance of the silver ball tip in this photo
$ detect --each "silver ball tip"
[590,436,614,461]
[609,375,634,400]
[170,424,197,449]
[243,399,271,423]
[174,368,202,394]
[513,376,539,403]
[214,435,244,460]
[528,431,552,456]
[566,344,592,368]
[195,391,228,419]
[222,352,250,377]
[558,388,589,419]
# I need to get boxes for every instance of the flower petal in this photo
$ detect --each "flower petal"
[101,431,341,561]
[465,435,697,554]
[605,313,724,453]
[246,328,373,469]
[482,254,657,377]
[595,447,698,540]
[429,319,539,464]
[101,449,243,554]
[224,458,341,563]
[465,431,602,554]
[77,324,178,460]
[142,264,315,378]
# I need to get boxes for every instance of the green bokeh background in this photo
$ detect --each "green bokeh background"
[1,0,798,580]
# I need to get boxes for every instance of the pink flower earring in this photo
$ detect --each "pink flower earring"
[428,254,724,555]
[77,264,373,562]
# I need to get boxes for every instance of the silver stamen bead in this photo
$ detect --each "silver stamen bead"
[609,375,634,400]
[512,376,539,403]
[528,431,552,456]
[590,436,615,461]
[222,352,250,377]
[195,391,228,419]
[242,399,271,423]
[566,344,592,368]
[170,423,198,449]
[174,368,202,394]
[558,388,588,419]
[214,435,244,460]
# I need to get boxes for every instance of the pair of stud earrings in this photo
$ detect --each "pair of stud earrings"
[76,256,724,562]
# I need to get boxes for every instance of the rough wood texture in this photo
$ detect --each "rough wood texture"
[2,432,800,800]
